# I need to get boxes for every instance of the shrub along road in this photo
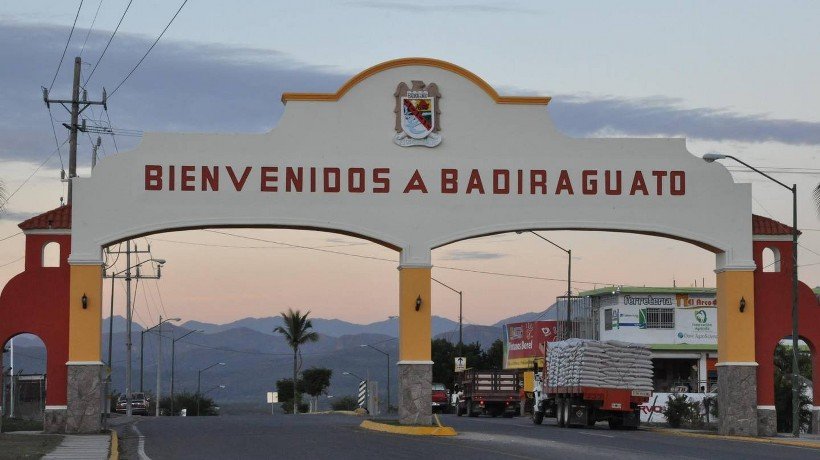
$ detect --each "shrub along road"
[120,412,818,459]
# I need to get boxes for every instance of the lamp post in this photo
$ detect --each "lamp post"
[103,249,165,417]
[432,278,463,356]
[171,329,201,415]
[148,316,180,416]
[703,152,801,437]
[360,344,391,414]
[517,230,572,338]
[197,362,225,416]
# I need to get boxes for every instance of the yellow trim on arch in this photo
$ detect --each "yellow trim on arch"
[716,270,755,363]
[68,264,103,362]
[399,266,432,361]
[281,57,551,106]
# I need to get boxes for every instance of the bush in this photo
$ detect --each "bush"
[331,395,359,411]
[159,391,218,416]
[663,394,701,428]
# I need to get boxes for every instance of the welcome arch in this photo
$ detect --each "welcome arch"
[65,58,757,433]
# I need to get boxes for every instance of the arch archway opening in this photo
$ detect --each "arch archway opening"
[2,333,47,428]
[41,242,60,268]
[773,337,814,434]
[762,247,781,273]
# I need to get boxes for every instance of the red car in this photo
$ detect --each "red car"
[432,383,449,413]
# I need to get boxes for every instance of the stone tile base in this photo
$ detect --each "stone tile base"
[812,409,820,435]
[398,362,432,426]
[44,408,68,433]
[757,407,777,437]
[717,364,758,436]
[66,364,103,433]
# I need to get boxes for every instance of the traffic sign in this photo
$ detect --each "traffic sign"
[266,391,278,403]
[455,357,466,372]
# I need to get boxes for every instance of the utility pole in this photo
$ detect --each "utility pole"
[103,242,162,416]
[42,56,107,204]
[157,315,163,417]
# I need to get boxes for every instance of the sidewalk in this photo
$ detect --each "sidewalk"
[648,427,820,449]
[42,434,111,460]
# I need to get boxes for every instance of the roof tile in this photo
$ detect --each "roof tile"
[18,205,72,230]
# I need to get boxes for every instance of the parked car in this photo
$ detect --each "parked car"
[115,392,150,415]
[432,383,450,413]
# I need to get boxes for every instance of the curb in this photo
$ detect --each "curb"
[109,429,119,460]
[647,427,820,450]
[360,419,457,436]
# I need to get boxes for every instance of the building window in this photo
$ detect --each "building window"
[42,242,60,267]
[644,307,674,329]
[604,309,613,331]
[762,247,780,272]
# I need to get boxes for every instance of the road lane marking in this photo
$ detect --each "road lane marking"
[132,425,151,460]
[576,431,616,438]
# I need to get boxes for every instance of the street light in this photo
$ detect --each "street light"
[517,230,573,338]
[432,278,463,356]
[140,316,180,393]
[170,329,202,415]
[360,344,391,414]
[703,152,801,437]
[149,316,180,416]
[197,362,226,416]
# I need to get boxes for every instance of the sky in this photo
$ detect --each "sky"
[0,1,818,327]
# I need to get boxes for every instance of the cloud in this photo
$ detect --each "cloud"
[0,210,38,223]
[1,19,819,168]
[548,94,820,145]
[441,250,507,260]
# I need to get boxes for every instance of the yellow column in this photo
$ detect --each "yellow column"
[716,269,755,363]
[398,266,432,361]
[68,264,103,362]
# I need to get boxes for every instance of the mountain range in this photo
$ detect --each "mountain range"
[7,305,554,412]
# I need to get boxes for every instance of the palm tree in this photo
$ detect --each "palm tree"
[814,183,819,215]
[0,177,7,214]
[274,309,319,414]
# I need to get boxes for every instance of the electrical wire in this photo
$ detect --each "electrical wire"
[109,0,189,98]
[79,0,105,58]
[0,232,22,243]
[49,0,84,92]
[46,107,66,171]
[2,139,69,207]
[0,256,24,269]
[84,0,133,86]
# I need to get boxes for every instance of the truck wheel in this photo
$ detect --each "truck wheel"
[562,399,572,428]
[532,411,544,425]
[608,415,623,430]
[556,399,566,428]
[467,401,478,417]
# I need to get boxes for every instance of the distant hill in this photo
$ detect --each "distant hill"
[493,302,558,326]
[434,324,502,350]
[180,315,459,338]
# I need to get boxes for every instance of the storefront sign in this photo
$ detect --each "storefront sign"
[674,307,717,344]
[503,320,557,369]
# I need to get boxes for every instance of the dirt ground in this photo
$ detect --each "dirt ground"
[0,433,63,459]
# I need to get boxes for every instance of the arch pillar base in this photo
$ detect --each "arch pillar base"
[44,406,68,433]
[716,363,758,436]
[398,362,433,425]
[65,362,103,433]
[756,406,777,437]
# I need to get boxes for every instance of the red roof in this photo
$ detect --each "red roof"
[752,214,799,236]
[18,205,72,230]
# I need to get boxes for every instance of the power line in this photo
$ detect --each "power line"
[48,0,84,92]
[79,0,105,58]
[46,107,66,172]
[84,0,133,86]
[0,233,22,243]
[0,256,24,269]
[2,139,69,207]
[109,0,189,98]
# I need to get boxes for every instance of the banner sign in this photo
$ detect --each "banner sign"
[674,307,717,344]
[503,320,558,369]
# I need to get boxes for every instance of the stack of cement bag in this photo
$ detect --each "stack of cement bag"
[546,339,653,391]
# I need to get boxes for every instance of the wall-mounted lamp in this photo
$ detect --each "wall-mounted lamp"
[81,293,88,309]
[739,296,746,313]
[415,295,422,311]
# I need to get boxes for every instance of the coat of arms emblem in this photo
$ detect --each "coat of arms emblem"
[393,81,442,147]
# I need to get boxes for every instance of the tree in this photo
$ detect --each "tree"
[160,391,217,416]
[274,309,319,415]
[484,339,504,369]
[301,367,332,412]
[276,378,307,413]
[773,343,812,433]
[331,395,358,411]
[0,177,6,214]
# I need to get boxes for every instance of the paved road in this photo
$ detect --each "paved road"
[121,413,818,459]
